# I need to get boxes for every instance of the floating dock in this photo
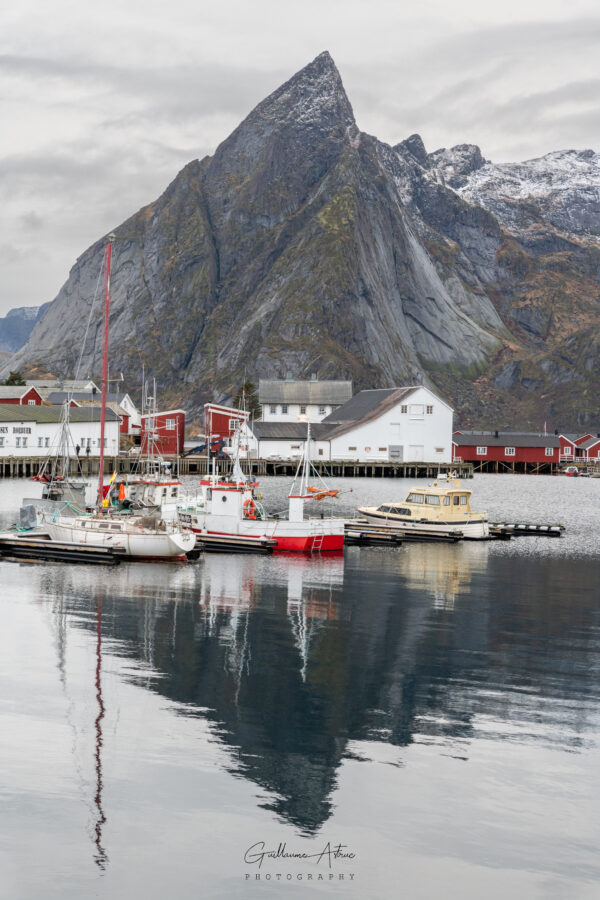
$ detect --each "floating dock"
[344,521,463,545]
[0,531,126,565]
[489,522,564,537]
[193,533,277,554]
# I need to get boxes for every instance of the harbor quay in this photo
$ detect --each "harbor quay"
[1,453,596,479]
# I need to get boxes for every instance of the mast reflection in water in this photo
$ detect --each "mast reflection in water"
[41,544,600,845]
[93,593,107,871]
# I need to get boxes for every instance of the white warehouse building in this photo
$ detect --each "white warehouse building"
[242,386,453,463]
[0,404,121,458]
[259,378,353,423]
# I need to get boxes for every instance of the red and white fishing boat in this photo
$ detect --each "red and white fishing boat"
[177,424,345,553]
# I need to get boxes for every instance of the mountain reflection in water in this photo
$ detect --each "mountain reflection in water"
[39,544,600,838]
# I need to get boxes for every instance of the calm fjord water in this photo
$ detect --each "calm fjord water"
[1,475,599,900]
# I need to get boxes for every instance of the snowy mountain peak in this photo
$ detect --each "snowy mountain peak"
[428,144,486,188]
[454,148,600,237]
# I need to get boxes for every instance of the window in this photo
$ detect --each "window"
[300,406,306,415]
[443,496,450,505]
[281,405,288,414]
[378,447,387,452]
[435,447,444,453]
[45,438,49,448]
[28,399,36,406]
[0,437,4,448]
[400,405,407,414]
[166,418,175,430]
[15,438,20,448]
[460,495,467,505]
[104,438,107,448]
[425,495,440,505]
[476,446,487,455]
[545,447,554,457]
[407,493,424,504]
[291,444,301,449]
[505,447,515,456]
[38,437,43,448]
[426,405,433,414]
[270,405,276,414]
[348,446,357,451]
[318,406,326,415]
[318,449,324,456]
[563,446,572,456]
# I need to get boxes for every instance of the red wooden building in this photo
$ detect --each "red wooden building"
[0,386,43,405]
[140,409,185,455]
[204,403,249,442]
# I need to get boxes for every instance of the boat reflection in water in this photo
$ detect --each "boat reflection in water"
[42,542,600,843]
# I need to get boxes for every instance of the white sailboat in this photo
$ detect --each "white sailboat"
[44,234,196,560]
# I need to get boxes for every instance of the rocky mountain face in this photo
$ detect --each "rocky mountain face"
[0,304,49,354]
[7,52,600,429]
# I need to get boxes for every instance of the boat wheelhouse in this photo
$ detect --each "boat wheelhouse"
[357,476,489,539]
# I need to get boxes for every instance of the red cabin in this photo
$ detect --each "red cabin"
[204,403,249,443]
[0,386,43,406]
[140,409,185,455]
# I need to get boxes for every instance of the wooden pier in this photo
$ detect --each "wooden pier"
[0,456,473,480]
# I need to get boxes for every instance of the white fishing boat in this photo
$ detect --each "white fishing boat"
[44,513,195,558]
[43,234,195,560]
[357,474,489,539]
[177,423,345,552]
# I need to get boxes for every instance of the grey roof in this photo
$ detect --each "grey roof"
[578,436,600,449]
[258,379,352,405]
[47,391,132,405]
[250,422,334,440]
[0,403,120,423]
[322,388,414,423]
[26,379,100,391]
[0,385,38,398]
[453,431,561,448]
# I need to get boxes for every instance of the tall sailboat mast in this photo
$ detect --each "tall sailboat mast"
[97,233,115,508]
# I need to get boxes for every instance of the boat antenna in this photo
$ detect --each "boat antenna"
[97,233,115,509]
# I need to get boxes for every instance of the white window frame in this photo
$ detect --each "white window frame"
[545,447,554,457]
[476,446,487,455]
[400,405,407,414]
[28,399,36,406]
[426,405,433,414]
[166,418,175,431]
[281,405,288,414]
[318,406,326,415]
[269,405,276,414]
[562,446,572,456]
[300,406,306,415]
[505,447,516,456]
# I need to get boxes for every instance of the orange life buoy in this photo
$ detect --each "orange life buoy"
[243,498,258,519]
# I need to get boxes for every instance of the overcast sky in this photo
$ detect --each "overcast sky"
[1,0,599,315]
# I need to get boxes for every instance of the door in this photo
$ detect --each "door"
[408,445,424,461]
[389,445,403,461]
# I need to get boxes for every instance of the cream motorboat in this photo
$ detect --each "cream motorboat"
[357,476,489,539]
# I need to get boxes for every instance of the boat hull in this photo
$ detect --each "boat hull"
[179,511,344,553]
[357,509,489,539]
[45,519,195,559]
